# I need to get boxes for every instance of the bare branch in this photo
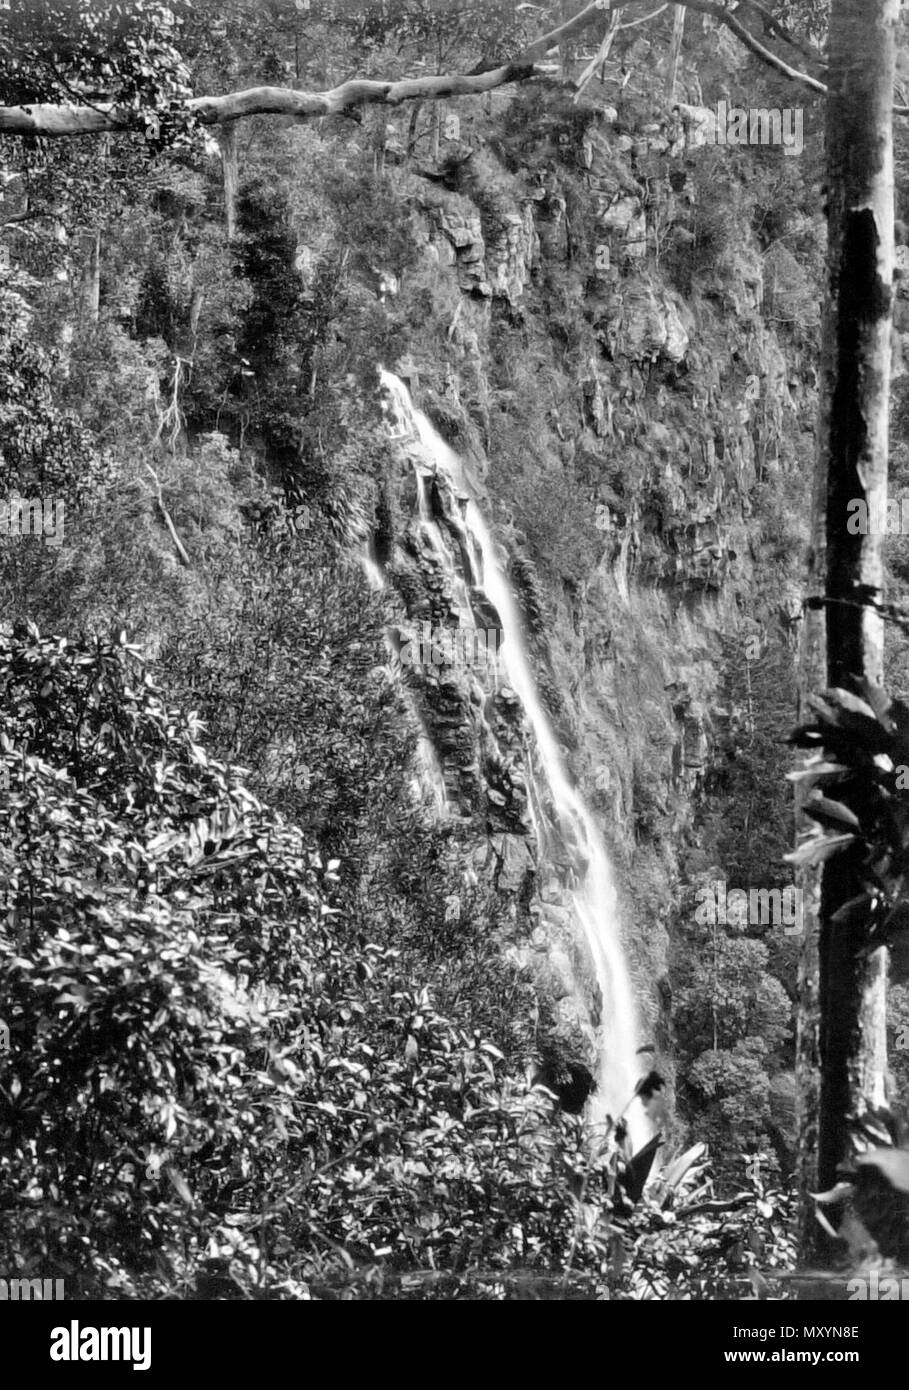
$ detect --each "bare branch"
[622,5,669,32]
[678,0,825,94]
[677,1193,753,1217]
[144,462,191,569]
[193,70,539,124]
[0,0,645,136]
[0,72,521,137]
[738,0,825,64]
[574,10,622,102]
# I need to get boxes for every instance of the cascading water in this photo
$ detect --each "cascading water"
[379,370,649,1152]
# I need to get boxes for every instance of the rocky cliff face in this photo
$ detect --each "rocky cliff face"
[370,387,609,1107]
[357,82,820,1127]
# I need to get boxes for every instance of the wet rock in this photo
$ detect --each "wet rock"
[536,947,575,1004]
[469,585,504,633]
[532,1057,595,1114]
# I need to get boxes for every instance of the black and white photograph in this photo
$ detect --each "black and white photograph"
[0,0,906,1359]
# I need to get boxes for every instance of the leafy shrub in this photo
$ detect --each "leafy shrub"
[0,624,798,1299]
[0,286,104,509]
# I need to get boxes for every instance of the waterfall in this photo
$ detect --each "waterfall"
[379,370,649,1152]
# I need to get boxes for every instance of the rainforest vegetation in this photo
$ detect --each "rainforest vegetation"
[1,0,908,1304]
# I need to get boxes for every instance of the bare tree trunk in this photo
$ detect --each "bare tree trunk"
[665,5,686,101]
[794,436,825,1244]
[560,0,576,81]
[79,228,100,322]
[373,108,388,177]
[800,0,898,1262]
[407,99,424,155]
[218,122,239,241]
[432,103,442,163]
[575,10,621,101]
[795,266,834,1239]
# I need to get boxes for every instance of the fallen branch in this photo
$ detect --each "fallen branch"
[144,462,191,569]
[677,1192,753,1217]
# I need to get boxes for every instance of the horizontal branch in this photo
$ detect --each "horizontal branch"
[0,0,628,136]
[0,0,906,140]
[191,67,539,124]
[0,71,540,137]
[0,102,118,136]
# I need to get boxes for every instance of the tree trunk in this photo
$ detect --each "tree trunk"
[794,437,825,1244]
[432,104,441,163]
[80,228,100,321]
[574,10,621,101]
[218,122,239,241]
[795,239,835,1242]
[407,99,424,156]
[665,5,686,101]
[801,0,898,1261]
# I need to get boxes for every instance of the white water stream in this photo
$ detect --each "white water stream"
[379,370,649,1151]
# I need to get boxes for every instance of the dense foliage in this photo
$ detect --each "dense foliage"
[0,625,797,1299]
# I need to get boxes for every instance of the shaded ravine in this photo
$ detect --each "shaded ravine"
[377,370,649,1151]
